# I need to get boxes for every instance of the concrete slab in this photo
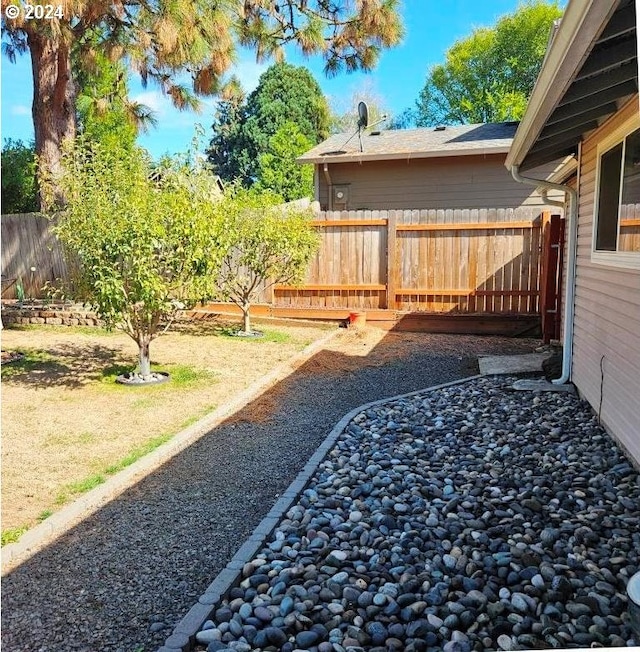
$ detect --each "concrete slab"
[512,378,576,393]
[478,352,552,376]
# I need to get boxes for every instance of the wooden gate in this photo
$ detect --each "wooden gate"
[539,214,565,343]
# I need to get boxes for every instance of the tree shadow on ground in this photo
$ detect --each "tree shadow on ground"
[0,342,134,389]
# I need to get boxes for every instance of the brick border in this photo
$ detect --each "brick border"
[158,374,482,652]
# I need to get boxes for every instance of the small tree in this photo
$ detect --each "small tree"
[217,189,320,335]
[50,139,227,380]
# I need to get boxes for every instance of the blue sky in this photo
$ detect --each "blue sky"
[1,0,530,160]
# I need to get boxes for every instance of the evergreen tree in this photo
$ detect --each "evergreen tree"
[208,62,331,186]
[207,80,247,182]
[2,0,403,208]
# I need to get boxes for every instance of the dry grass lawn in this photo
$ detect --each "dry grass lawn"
[1,318,340,540]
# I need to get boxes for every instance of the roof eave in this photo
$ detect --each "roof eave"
[505,0,620,169]
[298,145,511,165]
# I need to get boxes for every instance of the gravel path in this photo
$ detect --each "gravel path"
[192,376,639,652]
[1,333,538,652]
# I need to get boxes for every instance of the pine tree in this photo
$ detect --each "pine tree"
[2,0,403,208]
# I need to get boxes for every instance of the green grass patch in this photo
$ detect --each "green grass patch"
[55,474,106,505]
[99,364,136,384]
[5,323,116,337]
[178,403,218,429]
[1,513,53,547]
[103,432,173,475]
[260,329,292,343]
[0,349,65,379]
[99,363,217,389]
[167,364,217,385]
[1,525,29,546]
[37,509,53,522]
[215,325,291,343]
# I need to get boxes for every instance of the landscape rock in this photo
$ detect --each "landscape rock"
[194,376,640,651]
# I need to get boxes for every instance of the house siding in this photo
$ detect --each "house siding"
[573,98,640,465]
[317,154,557,211]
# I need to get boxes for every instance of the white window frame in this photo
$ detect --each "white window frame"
[592,114,640,270]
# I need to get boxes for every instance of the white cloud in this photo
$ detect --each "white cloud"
[131,90,172,116]
[233,55,269,93]
[11,105,31,116]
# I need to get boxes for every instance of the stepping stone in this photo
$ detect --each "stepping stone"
[478,353,552,375]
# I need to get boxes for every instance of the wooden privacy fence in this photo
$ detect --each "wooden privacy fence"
[2,208,554,318]
[1,213,67,300]
[620,203,640,252]
[273,207,548,314]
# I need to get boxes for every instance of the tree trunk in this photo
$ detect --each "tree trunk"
[138,336,152,378]
[242,302,251,334]
[28,30,76,209]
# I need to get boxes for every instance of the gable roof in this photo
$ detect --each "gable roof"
[298,122,518,164]
[507,0,638,171]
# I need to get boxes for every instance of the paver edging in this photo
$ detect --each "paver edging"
[160,374,483,652]
[1,328,340,576]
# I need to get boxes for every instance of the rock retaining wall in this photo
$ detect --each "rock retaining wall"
[1,305,104,327]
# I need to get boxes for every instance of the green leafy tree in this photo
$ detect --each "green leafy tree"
[217,188,320,335]
[2,0,402,207]
[209,62,332,185]
[413,1,562,126]
[1,139,37,214]
[255,122,314,201]
[50,139,227,379]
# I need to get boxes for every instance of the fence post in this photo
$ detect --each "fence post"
[386,210,397,311]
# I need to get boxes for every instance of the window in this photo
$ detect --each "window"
[594,125,640,267]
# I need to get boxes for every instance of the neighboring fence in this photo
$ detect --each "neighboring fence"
[274,207,547,314]
[1,207,552,316]
[620,203,640,252]
[1,213,68,300]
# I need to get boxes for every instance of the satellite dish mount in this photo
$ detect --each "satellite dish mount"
[357,101,369,152]
[335,101,387,154]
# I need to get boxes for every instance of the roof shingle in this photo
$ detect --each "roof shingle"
[298,122,518,164]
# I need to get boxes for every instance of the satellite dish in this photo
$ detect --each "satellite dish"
[357,101,369,130]
[336,101,373,154]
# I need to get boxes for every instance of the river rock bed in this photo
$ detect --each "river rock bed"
[195,376,640,651]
